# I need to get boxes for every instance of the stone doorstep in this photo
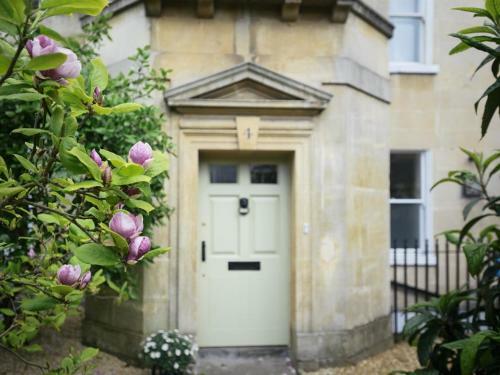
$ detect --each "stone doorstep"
[195,346,297,375]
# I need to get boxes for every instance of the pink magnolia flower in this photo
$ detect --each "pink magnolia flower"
[25,35,81,82]
[128,141,153,167]
[109,212,143,240]
[26,35,58,57]
[127,236,151,264]
[79,271,92,289]
[90,149,102,167]
[57,264,81,286]
[27,246,36,259]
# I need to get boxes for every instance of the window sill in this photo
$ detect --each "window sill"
[390,248,437,266]
[389,63,440,75]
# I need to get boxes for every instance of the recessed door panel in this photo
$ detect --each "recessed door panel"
[198,159,290,347]
[251,195,279,254]
[210,196,239,255]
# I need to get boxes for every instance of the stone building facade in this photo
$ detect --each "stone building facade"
[49,0,500,370]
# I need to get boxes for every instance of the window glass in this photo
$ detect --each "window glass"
[390,18,422,63]
[390,153,421,199]
[391,204,421,246]
[210,165,237,183]
[389,0,420,14]
[251,165,278,184]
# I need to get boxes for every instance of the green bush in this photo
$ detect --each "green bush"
[396,2,500,375]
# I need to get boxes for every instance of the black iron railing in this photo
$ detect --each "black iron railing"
[390,239,473,339]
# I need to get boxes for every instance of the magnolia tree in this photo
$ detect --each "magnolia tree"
[0,1,168,373]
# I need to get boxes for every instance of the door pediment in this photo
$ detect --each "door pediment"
[164,62,332,116]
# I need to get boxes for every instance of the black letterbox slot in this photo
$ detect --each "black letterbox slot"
[228,261,261,271]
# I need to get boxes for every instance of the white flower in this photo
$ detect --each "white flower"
[174,363,179,369]
[168,351,172,357]
[184,349,190,355]
[161,343,169,351]
[144,347,150,353]
[175,349,181,356]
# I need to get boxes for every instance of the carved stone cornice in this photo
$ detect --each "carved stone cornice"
[81,0,393,39]
[164,62,333,116]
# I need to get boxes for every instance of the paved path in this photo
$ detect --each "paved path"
[195,347,297,375]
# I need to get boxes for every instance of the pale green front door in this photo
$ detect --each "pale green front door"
[198,158,290,347]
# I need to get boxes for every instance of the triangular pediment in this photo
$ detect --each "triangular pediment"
[164,63,332,115]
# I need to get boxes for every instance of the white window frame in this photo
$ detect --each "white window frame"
[389,0,439,75]
[389,150,435,265]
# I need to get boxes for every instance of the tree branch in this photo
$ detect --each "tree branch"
[0,343,47,374]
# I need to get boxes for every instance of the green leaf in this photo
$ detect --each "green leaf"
[0,92,45,101]
[99,224,128,252]
[59,138,88,175]
[0,186,25,198]
[453,7,494,20]
[459,214,493,246]
[41,0,109,17]
[0,308,15,316]
[25,53,67,71]
[403,313,433,339]
[37,213,61,225]
[11,128,50,137]
[127,199,154,213]
[80,347,99,362]
[111,174,151,186]
[24,344,43,353]
[485,0,500,19]
[463,243,488,276]
[38,25,68,45]
[74,243,120,266]
[141,247,170,261]
[116,163,144,177]
[0,54,9,75]
[110,103,143,114]
[480,84,500,138]
[68,147,102,181]
[450,33,500,57]
[450,42,471,55]
[463,197,482,220]
[458,26,498,35]
[51,285,74,297]
[100,149,126,167]
[417,321,440,366]
[0,20,18,36]
[461,332,490,375]
[49,106,64,136]
[13,154,36,172]
[21,295,57,312]
[145,151,169,178]
[64,180,103,192]
[0,0,25,24]
[89,57,108,92]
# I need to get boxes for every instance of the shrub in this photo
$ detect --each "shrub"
[140,330,197,374]
[397,2,500,375]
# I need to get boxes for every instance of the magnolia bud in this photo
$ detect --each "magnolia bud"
[102,166,112,185]
[79,271,92,289]
[90,149,102,167]
[93,87,103,105]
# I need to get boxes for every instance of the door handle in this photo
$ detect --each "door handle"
[201,241,206,262]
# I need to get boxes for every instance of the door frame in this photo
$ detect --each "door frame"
[168,116,315,355]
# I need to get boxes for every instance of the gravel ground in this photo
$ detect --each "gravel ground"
[302,344,419,375]
[0,316,418,375]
